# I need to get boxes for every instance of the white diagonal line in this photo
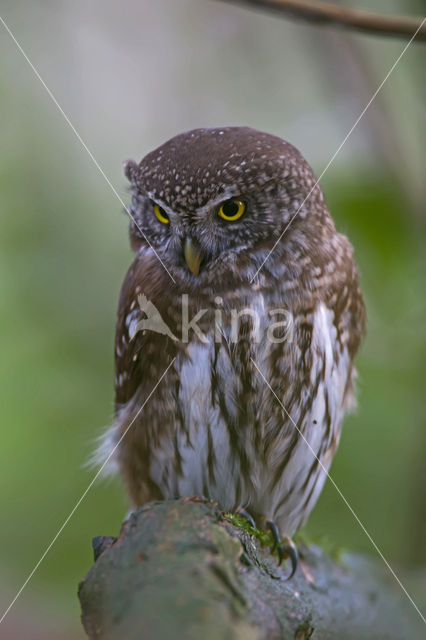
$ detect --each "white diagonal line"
[250,17,426,283]
[0,15,176,283]
[0,357,176,625]
[250,356,426,624]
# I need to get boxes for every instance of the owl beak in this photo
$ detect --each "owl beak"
[183,237,203,276]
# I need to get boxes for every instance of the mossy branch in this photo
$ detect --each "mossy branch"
[78,498,424,639]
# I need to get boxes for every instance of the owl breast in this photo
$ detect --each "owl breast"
[140,297,351,535]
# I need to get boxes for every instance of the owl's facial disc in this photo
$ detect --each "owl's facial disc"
[126,127,322,281]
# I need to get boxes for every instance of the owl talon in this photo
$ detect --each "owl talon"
[278,538,298,580]
[267,520,281,552]
[236,507,257,529]
[266,521,298,579]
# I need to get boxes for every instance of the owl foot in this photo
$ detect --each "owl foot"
[266,520,298,580]
[235,506,257,530]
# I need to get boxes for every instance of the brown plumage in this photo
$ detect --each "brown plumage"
[98,127,365,543]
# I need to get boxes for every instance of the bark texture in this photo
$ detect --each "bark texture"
[78,498,424,639]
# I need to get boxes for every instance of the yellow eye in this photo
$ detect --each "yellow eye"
[153,203,169,224]
[218,199,246,221]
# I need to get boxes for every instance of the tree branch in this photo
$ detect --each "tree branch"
[78,498,425,639]
[218,0,426,41]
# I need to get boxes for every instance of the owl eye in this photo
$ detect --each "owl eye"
[218,199,246,221]
[153,203,170,224]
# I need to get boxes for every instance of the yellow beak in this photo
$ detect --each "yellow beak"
[183,237,203,276]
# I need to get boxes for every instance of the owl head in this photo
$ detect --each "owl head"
[124,127,325,287]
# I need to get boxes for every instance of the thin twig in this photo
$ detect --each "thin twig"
[218,0,426,41]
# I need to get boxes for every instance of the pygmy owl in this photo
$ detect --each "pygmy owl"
[98,127,365,575]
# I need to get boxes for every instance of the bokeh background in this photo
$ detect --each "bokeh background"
[0,0,425,637]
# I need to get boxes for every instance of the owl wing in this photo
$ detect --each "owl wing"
[114,259,147,409]
[114,253,179,410]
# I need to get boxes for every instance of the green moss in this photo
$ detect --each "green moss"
[224,513,279,556]
[225,514,347,565]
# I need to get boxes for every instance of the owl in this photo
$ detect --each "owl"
[99,127,366,577]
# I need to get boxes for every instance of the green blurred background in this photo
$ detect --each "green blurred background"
[0,1,425,637]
